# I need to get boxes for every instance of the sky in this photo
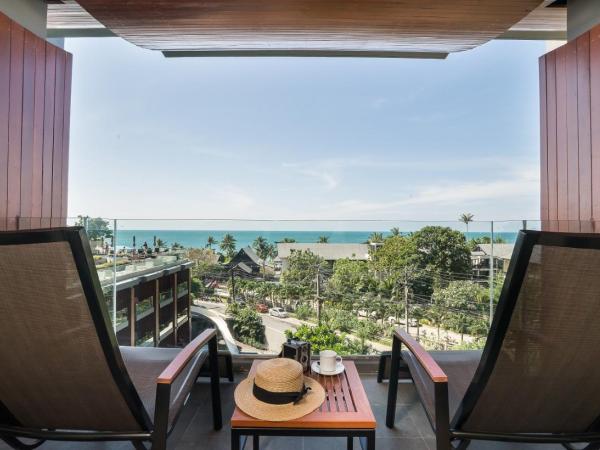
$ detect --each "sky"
[65,37,548,227]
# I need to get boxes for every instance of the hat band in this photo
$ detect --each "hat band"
[253,381,312,405]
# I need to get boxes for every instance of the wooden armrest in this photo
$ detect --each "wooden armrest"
[157,329,217,385]
[394,328,447,383]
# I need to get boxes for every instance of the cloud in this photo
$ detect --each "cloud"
[331,164,539,220]
[282,163,340,190]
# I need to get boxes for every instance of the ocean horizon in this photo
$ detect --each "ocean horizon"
[115,229,518,251]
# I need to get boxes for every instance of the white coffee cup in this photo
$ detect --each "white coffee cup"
[318,350,342,373]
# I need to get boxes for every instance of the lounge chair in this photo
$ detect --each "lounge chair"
[386,230,600,449]
[0,227,222,450]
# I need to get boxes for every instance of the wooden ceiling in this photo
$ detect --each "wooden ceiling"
[68,0,544,57]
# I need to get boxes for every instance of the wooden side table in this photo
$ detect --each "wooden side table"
[231,360,376,450]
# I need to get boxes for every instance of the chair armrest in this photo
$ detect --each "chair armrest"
[394,328,447,383]
[157,329,217,385]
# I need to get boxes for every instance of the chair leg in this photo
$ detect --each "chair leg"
[452,439,471,450]
[132,441,149,450]
[0,437,45,450]
[385,335,401,427]
[209,335,223,430]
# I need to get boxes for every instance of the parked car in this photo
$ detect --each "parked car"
[256,303,269,313]
[269,307,288,318]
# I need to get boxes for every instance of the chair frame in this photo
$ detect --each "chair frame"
[0,227,222,450]
[385,230,600,450]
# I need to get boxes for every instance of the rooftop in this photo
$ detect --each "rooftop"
[277,243,370,261]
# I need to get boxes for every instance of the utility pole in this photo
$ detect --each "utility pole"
[230,269,236,304]
[404,275,409,333]
[316,267,321,324]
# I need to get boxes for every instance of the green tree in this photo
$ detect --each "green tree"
[281,237,296,243]
[433,280,486,343]
[369,235,418,278]
[281,250,327,295]
[329,259,376,297]
[390,227,401,237]
[252,236,274,276]
[368,232,384,244]
[286,324,365,355]
[206,236,216,249]
[156,238,167,248]
[317,235,330,243]
[410,226,472,283]
[459,213,475,232]
[75,216,113,240]
[220,233,237,259]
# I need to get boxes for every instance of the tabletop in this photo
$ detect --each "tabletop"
[231,360,376,429]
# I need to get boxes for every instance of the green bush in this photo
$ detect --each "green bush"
[294,303,314,321]
[285,324,365,355]
[229,304,266,348]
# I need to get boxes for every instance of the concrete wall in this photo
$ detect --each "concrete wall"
[0,0,46,37]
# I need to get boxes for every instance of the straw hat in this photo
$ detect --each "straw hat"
[234,358,325,421]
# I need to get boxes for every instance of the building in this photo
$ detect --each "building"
[97,254,194,348]
[228,246,264,275]
[276,243,370,272]
[471,243,515,277]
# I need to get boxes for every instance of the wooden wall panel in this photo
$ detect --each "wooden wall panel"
[540,24,600,232]
[0,14,10,231]
[0,12,72,230]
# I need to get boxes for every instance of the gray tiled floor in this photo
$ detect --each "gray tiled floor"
[0,375,567,450]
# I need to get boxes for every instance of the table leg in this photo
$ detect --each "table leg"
[347,436,353,450]
[253,434,260,450]
[359,431,375,450]
[231,430,240,450]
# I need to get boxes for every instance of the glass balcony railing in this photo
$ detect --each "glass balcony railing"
[42,217,561,354]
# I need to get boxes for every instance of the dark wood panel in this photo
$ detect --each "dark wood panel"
[554,45,569,231]
[565,40,580,232]
[41,44,56,228]
[541,23,600,232]
[7,22,24,231]
[20,31,37,231]
[577,33,592,232]
[77,0,540,55]
[51,50,66,227]
[0,14,11,230]
[31,36,46,229]
[0,12,72,229]
[540,55,549,223]
[61,53,72,224]
[591,26,600,228]
[545,52,558,225]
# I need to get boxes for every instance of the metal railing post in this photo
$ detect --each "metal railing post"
[489,220,494,327]
[113,219,118,330]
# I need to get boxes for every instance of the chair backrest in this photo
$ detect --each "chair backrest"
[0,227,151,431]
[453,230,600,434]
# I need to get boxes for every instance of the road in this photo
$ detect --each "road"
[193,300,300,352]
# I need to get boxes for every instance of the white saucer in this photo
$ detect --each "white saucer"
[311,361,345,376]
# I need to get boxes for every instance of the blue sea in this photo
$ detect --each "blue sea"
[115,230,518,250]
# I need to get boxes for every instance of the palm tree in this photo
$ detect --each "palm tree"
[368,232,384,244]
[390,227,400,237]
[281,237,296,243]
[252,236,272,276]
[156,238,166,248]
[459,213,475,233]
[220,233,237,259]
[317,236,329,243]
[206,236,216,249]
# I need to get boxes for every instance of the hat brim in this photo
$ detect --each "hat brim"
[234,375,325,422]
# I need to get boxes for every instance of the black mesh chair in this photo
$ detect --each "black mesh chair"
[386,230,600,450]
[0,227,222,450]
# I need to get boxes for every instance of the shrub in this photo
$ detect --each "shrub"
[285,324,365,355]
[294,303,313,321]
[229,304,266,348]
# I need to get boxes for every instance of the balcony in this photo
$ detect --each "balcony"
[0,357,559,450]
